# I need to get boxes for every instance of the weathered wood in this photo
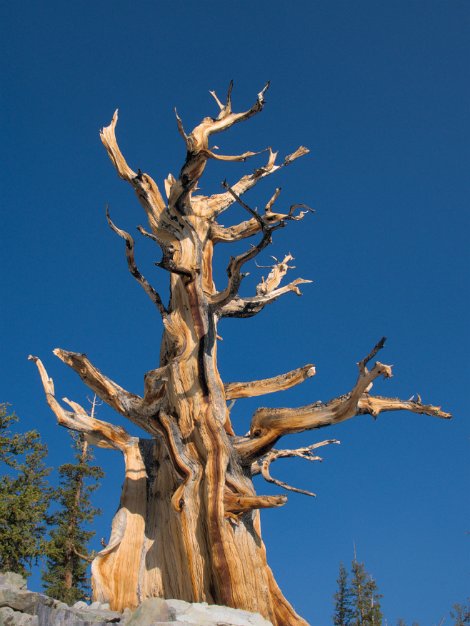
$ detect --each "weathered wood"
[31,86,451,626]
[225,364,315,400]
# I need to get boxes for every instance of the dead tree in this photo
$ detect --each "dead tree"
[30,84,450,626]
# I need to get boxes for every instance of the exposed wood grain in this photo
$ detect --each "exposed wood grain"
[31,86,450,626]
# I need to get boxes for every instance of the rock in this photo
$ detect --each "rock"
[166,599,190,614]
[171,602,273,626]
[0,574,27,591]
[0,579,274,626]
[0,606,38,625]
[122,597,171,625]
[73,601,89,609]
[0,588,52,615]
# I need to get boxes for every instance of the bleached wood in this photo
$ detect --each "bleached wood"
[236,341,451,461]
[225,364,315,399]
[29,356,132,450]
[31,86,451,626]
[52,349,165,430]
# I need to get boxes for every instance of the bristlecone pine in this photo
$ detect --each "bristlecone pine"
[30,83,451,626]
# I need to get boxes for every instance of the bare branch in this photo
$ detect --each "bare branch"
[358,336,387,375]
[194,146,310,218]
[192,81,270,140]
[210,217,262,244]
[357,394,452,419]
[203,148,263,162]
[251,440,340,497]
[28,355,132,450]
[174,108,189,146]
[100,110,167,235]
[106,206,167,317]
[52,349,166,432]
[219,278,312,318]
[225,364,315,400]
[209,80,234,117]
[224,491,287,514]
[256,254,295,295]
[234,340,451,461]
[210,187,284,308]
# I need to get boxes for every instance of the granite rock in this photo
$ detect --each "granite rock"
[0,573,275,626]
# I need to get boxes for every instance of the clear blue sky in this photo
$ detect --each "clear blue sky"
[1,1,469,624]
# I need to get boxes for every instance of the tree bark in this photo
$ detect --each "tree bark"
[31,84,450,626]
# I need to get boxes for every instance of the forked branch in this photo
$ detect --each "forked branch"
[170,83,272,215]
[219,275,312,318]
[211,187,310,309]
[28,356,132,450]
[194,146,310,218]
[251,439,340,497]
[100,111,168,236]
[210,188,312,244]
[235,339,451,461]
[53,349,166,432]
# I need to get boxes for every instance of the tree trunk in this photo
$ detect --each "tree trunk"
[30,83,450,625]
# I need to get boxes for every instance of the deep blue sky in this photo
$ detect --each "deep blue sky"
[1,1,469,624]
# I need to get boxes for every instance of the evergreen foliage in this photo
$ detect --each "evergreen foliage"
[42,430,103,604]
[0,403,51,577]
[333,562,354,625]
[350,558,383,625]
[451,599,470,625]
[333,557,383,626]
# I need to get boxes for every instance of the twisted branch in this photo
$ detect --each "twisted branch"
[252,440,340,497]
[235,339,451,461]
[52,349,166,432]
[28,356,132,450]
[106,206,167,317]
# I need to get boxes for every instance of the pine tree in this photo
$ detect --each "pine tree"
[451,599,470,625]
[333,562,354,625]
[0,403,51,576]
[42,409,103,604]
[350,558,383,626]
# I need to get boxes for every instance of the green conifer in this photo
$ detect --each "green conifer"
[350,557,383,626]
[42,419,103,604]
[0,403,51,576]
[451,599,470,625]
[333,562,354,625]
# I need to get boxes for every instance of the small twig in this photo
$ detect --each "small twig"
[222,180,265,228]
[358,337,387,374]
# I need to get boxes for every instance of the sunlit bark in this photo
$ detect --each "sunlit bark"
[31,85,450,625]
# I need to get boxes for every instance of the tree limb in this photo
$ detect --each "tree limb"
[210,185,308,308]
[251,440,340,497]
[190,81,270,143]
[52,349,166,432]
[225,364,315,400]
[106,206,167,317]
[218,277,312,318]
[100,111,168,237]
[234,339,451,461]
[169,83,270,211]
[28,356,132,450]
[193,146,310,218]
[210,187,281,308]
[224,491,287,514]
